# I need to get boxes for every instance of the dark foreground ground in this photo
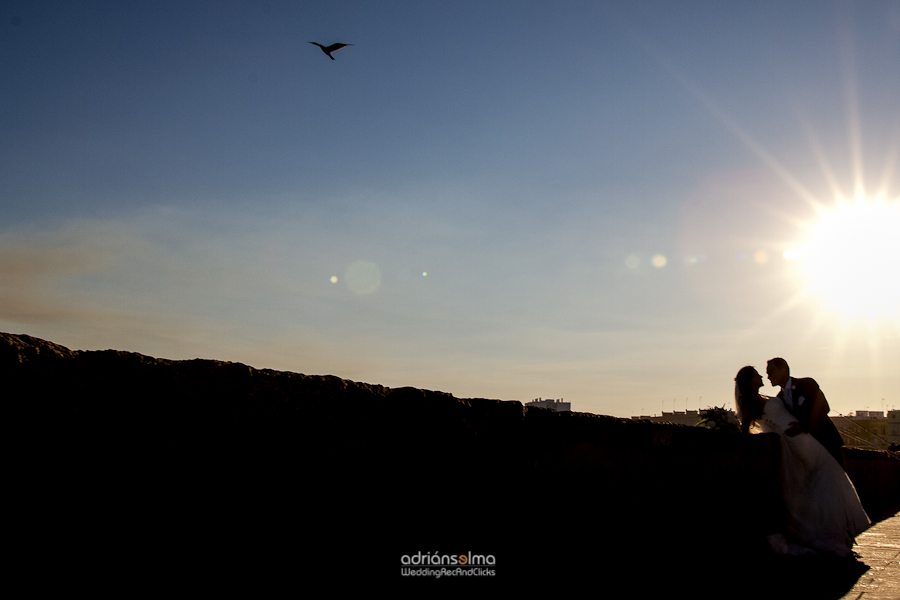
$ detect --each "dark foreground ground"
[13,468,892,598]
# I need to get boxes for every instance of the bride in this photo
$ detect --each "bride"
[734,366,870,557]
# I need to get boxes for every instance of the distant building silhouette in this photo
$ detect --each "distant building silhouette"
[632,410,701,426]
[832,410,899,450]
[525,398,571,412]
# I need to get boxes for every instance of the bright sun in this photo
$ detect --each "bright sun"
[799,197,900,319]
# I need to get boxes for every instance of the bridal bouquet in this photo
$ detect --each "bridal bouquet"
[697,406,740,434]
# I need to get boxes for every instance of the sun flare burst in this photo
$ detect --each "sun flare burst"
[798,196,900,319]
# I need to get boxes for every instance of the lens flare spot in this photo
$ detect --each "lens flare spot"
[754,250,769,264]
[345,261,382,295]
[685,254,707,265]
[651,254,667,268]
[330,276,338,284]
[422,271,427,277]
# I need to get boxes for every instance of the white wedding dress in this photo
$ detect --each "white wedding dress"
[755,396,870,557]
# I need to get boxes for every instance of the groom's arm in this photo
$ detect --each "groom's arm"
[808,388,831,432]
[794,379,819,432]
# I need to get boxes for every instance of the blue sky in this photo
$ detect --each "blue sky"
[2,0,899,417]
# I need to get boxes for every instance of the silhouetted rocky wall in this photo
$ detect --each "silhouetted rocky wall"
[5,332,897,588]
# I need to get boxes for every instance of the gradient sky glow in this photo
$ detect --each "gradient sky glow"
[2,0,899,417]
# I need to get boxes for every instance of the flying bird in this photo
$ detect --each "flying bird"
[309,42,353,60]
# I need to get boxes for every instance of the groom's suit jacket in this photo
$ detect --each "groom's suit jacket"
[778,377,846,469]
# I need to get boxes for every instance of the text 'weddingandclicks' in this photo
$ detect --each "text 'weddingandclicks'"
[400,551,496,578]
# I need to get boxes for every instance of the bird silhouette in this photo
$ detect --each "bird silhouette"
[309,42,353,60]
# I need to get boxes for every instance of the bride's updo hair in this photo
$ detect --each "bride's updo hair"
[735,366,763,432]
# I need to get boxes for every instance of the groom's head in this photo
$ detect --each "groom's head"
[766,358,790,387]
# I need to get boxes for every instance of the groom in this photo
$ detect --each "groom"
[766,357,846,470]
